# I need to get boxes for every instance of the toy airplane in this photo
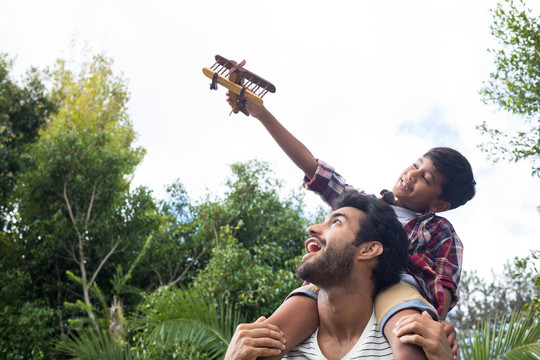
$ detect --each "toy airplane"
[202,55,276,115]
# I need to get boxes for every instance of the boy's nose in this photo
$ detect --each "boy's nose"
[408,169,418,182]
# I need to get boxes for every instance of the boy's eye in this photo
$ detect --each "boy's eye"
[413,163,418,169]
[423,176,431,185]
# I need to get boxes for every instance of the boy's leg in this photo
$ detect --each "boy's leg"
[384,309,428,360]
[375,284,438,360]
[259,294,319,360]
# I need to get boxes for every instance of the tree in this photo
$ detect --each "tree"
[513,249,540,311]
[0,54,57,222]
[1,53,159,360]
[0,54,58,360]
[478,0,540,177]
[448,251,539,331]
[139,161,310,357]
[189,160,308,319]
[191,226,301,320]
[53,160,312,359]
[141,181,221,289]
[142,160,310,311]
[16,53,146,323]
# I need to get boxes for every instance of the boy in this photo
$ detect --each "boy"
[232,99,475,359]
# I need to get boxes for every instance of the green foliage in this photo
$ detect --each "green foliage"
[0,52,161,359]
[0,53,57,221]
[19,54,144,226]
[56,330,134,360]
[134,286,241,359]
[0,238,58,358]
[449,252,539,331]
[12,53,156,324]
[187,160,308,320]
[480,0,540,116]
[459,308,540,360]
[192,230,300,320]
[223,160,308,261]
[142,160,309,316]
[0,300,57,360]
[513,249,540,311]
[129,161,310,357]
[141,181,219,289]
[478,0,540,177]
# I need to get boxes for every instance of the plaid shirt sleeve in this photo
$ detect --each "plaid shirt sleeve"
[406,215,463,315]
[302,159,358,209]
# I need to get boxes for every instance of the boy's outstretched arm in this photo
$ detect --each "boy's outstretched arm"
[244,101,318,180]
[259,295,319,360]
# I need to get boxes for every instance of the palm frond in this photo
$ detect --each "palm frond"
[138,287,242,359]
[56,330,133,360]
[459,309,540,360]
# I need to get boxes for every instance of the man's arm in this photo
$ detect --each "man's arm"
[259,295,319,360]
[224,316,286,360]
[244,101,318,179]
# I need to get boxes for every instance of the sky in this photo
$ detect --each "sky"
[2,0,539,280]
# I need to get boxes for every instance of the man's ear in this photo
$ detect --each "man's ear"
[429,199,451,213]
[357,241,383,259]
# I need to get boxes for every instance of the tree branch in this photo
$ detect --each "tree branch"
[84,174,101,229]
[89,236,121,286]
[62,179,81,239]
[169,246,207,286]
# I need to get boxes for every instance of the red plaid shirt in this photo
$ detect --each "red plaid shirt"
[303,159,463,315]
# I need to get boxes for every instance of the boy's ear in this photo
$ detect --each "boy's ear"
[357,241,383,260]
[429,199,451,213]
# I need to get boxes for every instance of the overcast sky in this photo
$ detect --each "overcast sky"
[2,0,539,279]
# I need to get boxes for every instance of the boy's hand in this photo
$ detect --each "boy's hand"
[224,316,286,360]
[440,320,460,359]
[226,92,267,119]
[244,100,267,119]
[394,311,454,360]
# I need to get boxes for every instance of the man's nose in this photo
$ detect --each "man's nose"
[307,223,323,236]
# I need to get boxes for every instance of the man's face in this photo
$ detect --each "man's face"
[392,156,445,213]
[296,207,364,287]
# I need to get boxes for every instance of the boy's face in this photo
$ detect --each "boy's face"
[392,156,449,213]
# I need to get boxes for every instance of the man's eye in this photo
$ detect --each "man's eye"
[413,163,418,169]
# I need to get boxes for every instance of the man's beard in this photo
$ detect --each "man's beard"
[296,242,357,288]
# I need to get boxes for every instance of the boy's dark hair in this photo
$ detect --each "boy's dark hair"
[424,147,476,210]
[333,191,408,294]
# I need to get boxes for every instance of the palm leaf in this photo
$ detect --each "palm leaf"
[56,330,133,360]
[138,287,243,359]
[459,309,540,360]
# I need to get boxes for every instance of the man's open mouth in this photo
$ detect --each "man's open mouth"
[305,238,322,253]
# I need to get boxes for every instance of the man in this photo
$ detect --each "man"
[224,191,455,360]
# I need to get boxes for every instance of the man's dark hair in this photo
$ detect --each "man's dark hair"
[333,191,408,293]
[424,147,476,210]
